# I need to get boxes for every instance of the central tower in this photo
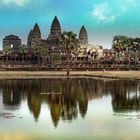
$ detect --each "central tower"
[50,16,61,36]
[47,16,62,49]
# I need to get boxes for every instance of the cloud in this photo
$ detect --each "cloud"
[118,0,138,10]
[0,0,29,6]
[92,3,116,23]
[92,0,139,23]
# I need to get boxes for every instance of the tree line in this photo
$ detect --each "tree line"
[112,35,140,52]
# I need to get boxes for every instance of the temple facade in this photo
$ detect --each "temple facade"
[2,16,89,54]
[3,35,21,50]
[27,16,61,51]
[27,17,90,53]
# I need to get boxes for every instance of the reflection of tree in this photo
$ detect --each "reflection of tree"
[61,79,78,121]
[111,81,140,113]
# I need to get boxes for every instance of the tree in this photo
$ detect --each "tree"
[112,36,135,63]
[112,35,129,52]
[60,31,80,75]
[3,47,12,64]
[73,46,81,60]
[34,42,48,65]
[51,53,61,68]
[18,45,28,63]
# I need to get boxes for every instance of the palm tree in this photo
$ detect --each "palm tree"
[40,44,49,67]
[51,53,61,68]
[60,31,80,75]
[34,42,48,65]
[3,47,12,64]
[41,45,49,56]
[18,45,28,63]
[73,47,81,62]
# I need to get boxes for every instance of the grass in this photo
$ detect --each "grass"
[0,71,139,80]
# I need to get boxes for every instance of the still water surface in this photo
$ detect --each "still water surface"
[0,78,140,140]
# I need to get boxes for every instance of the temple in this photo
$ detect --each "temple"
[2,16,104,63]
[3,35,21,50]
[1,16,140,71]
[3,16,90,54]
[27,16,62,54]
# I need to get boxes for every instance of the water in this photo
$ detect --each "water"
[0,78,140,140]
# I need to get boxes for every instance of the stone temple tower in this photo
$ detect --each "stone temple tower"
[47,16,61,48]
[79,26,88,45]
[50,16,61,36]
[27,23,41,47]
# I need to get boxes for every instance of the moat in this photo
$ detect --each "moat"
[0,78,140,140]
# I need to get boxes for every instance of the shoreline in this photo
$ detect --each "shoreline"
[0,71,139,80]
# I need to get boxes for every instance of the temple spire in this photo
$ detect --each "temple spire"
[79,25,88,45]
[33,23,41,35]
[50,16,61,36]
[27,23,41,47]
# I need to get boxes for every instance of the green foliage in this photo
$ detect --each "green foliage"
[18,45,28,53]
[3,47,12,55]
[60,31,80,51]
[51,53,61,61]
[112,35,140,53]
[60,31,80,75]
[34,42,48,55]
[112,35,129,52]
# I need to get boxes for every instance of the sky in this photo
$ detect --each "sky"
[0,0,140,49]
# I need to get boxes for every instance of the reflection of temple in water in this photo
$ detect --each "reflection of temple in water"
[3,89,21,110]
[0,79,140,126]
[2,80,21,110]
[28,93,41,121]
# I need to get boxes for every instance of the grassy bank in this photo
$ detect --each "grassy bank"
[0,71,139,80]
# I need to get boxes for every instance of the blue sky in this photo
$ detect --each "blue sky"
[0,0,140,49]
